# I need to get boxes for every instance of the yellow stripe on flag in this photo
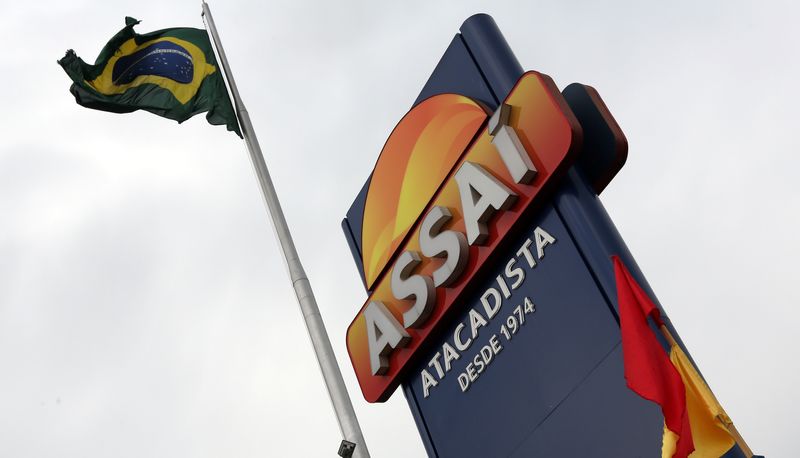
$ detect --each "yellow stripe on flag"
[661,345,738,457]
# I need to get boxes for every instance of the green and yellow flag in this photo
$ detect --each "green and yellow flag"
[58,17,241,136]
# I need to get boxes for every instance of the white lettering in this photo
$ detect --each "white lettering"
[496,274,511,299]
[489,334,503,354]
[480,287,502,319]
[428,352,444,379]
[534,226,556,259]
[453,323,473,351]
[454,161,517,246]
[489,104,537,184]
[419,206,470,287]
[468,308,488,338]
[505,258,525,289]
[442,342,460,372]
[364,301,410,375]
[516,238,536,268]
[421,369,438,398]
[458,373,470,392]
[391,251,436,328]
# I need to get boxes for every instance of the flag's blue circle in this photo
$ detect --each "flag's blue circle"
[112,41,194,85]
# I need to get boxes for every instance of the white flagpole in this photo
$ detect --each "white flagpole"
[201,3,370,457]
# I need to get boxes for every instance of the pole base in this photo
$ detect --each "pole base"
[338,440,356,457]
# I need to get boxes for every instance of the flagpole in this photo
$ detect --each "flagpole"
[200,3,369,457]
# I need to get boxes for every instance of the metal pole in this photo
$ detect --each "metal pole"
[201,3,370,457]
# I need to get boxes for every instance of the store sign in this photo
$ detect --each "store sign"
[346,72,581,402]
[338,14,686,458]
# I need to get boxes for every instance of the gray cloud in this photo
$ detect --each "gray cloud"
[0,0,796,456]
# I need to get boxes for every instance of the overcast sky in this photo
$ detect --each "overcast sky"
[1,1,797,457]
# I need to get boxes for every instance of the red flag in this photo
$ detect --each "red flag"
[613,256,694,458]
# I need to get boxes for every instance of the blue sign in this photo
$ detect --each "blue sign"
[342,14,755,458]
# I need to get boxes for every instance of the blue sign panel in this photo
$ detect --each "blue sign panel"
[402,202,663,456]
[342,13,757,458]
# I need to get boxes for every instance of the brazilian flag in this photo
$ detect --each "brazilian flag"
[58,17,241,137]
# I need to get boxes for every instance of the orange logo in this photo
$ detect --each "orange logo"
[362,95,488,289]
